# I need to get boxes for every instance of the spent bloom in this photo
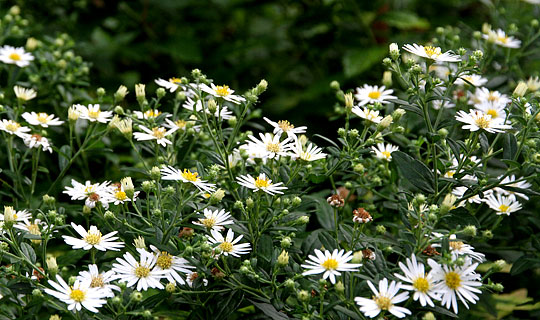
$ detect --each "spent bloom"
[301,249,361,284]
[355,278,411,318]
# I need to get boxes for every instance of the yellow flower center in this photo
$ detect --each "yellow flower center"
[156,252,173,269]
[152,127,166,139]
[321,258,339,270]
[423,46,441,58]
[214,85,230,96]
[175,120,187,129]
[475,116,491,129]
[90,275,105,288]
[499,204,510,212]
[445,271,461,290]
[266,142,281,153]
[497,36,508,44]
[445,170,455,178]
[219,241,234,252]
[134,265,150,278]
[5,121,21,132]
[9,52,21,61]
[169,77,182,84]
[115,191,127,201]
[368,91,381,99]
[37,113,49,123]
[84,231,102,245]
[382,151,391,159]
[69,288,85,302]
[88,109,101,119]
[278,120,294,132]
[182,169,199,182]
[486,109,498,118]
[487,92,498,102]
[254,176,270,188]
[449,241,464,251]
[145,110,161,118]
[374,295,393,311]
[413,277,430,293]
[201,217,217,228]
[27,223,40,235]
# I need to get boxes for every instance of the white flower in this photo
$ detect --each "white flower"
[0,206,31,222]
[0,45,34,67]
[474,102,506,120]
[192,208,234,231]
[432,99,456,110]
[63,222,124,251]
[200,83,245,104]
[428,258,483,314]
[431,233,485,262]
[13,218,51,236]
[161,166,216,193]
[133,109,167,119]
[483,29,521,48]
[77,264,120,298]
[23,134,53,153]
[263,117,307,138]
[236,173,287,195]
[183,97,234,120]
[403,43,461,62]
[13,86,37,101]
[63,179,115,209]
[246,132,293,160]
[371,143,399,161]
[289,140,326,161]
[455,110,512,133]
[155,77,183,92]
[109,183,140,205]
[207,228,251,257]
[149,245,194,285]
[469,87,510,108]
[394,254,440,307]
[351,106,383,123]
[0,119,31,138]
[22,112,64,127]
[354,85,396,106]
[75,104,113,123]
[355,278,411,318]
[455,74,488,87]
[133,125,178,147]
[44,275,107,313]
[112,249,167,291]
[301,249,361,284]
[484,193,522,215]
[494,175,532,200]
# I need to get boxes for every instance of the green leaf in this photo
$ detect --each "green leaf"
[20,243,36,264]
[334,305,361,319]
[305,195,334,230]
[479,133,489,154]
[58,145,71,171]
[382,11,430,30]
[510,255,540,275]
[56,250,87,266]
[503,133,518,160]
[342,47,387,78]
[392,151,435,194]
[248,300,289,320]
[258,234,273,263]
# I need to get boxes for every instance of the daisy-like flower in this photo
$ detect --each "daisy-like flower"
[133,125,178,147]
[484,193,522,215]
[0,119,31,138]
[200,83,246,104]
[351,106,383,123]
[207,228,251,258]
[149,245,194,285]
[428,258,483,314]
[354,85,396,106]
[475,102,506,121]
[432,99,456,110]
[133,109,167,119]
[263,117,307,139]
[455,110,512,133]
[77,264,120,298]
[236,173,287,195]
[13,86,37,101]
[0,206,32,223]
[23,134,53,153]
[483,28,521,48]
[355,278,411,318]
[246,132,293,160]
[494,175,532,200]
[192,208,234,231]
[455,74,488,87]
[155,77,183,92]
[301,249,361,284]
[161,166,216,193]
[0,45,34,67]
[63,179,115,209]
[371,143,399,161]
[112,249,167,291]
[469,87,511,108]
[108,183,139,205]
[403,43,461,62]
[63,222,124,251]
[183,97,234,120]
[394,254,440,307]
[75,104,113,123]
[431,233,485,262]
[289,140,326,161]
[44,275,107,313]
[22,112,64,127]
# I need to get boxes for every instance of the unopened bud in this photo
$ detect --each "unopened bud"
[513,81,528,98]
[96,87,106,97]
[277,250,289,267]
[114,85,129,101]
[297,290,310,301]
[382,71,392,87]
[344,92,354,109]
[166,282,176,293]
[462,225,477,237]
[150,166,161,180]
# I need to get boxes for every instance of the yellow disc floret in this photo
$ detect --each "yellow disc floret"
[445,271,461,290]
[374,295,393,311]
[254,176,270,188]
[214,85,231,97]
[321,258,339,270]
[368,91,382,99]
[84,231,102,245]
[70,288,85,302]
[9,52,21,61]
[134,265,150,278]
[219,241,234,252]
[182,169,199,182]
[156,252,173,269]
[413,277,430,293]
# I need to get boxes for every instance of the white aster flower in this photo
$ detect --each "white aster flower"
[23,134,53,153]
[13,218,51,237]
[494,175,532,200]
[474,102,506,120]
[0,206,32,222]
[133,125,178,147]
[63,222,124,251]
[484,193,522,215]
[112,249,167,291]
[371,143,399,161]
[354,85,396,106]
[455,110,512,133]
[431,233,485,262]
[0,45,34,67]
[77,264,120,298]
[236,173,287,195]
[200,83,246,104]
[263,117,307,138]
[161,166,216,193]
[395,254,440,307]
[455,74,488,87]
[469,87,511,108]
[149,245,194,285]
[183,97,234,120]
[246,132,293,160]
[155,77,183,92]
[109,183,139,205]
[63,179,115,209]
[403,43,461,62]
[44,275,107,313]
[133,109,167,119]
[355,278,411,318]
[301,249,361,284]
[22,112,64,127]
[428,258,483,314]
[0,119,31,138]
[75,104,113,123]
[289,140,326,161]
[13,86,37,101]
[432,99,456,110]
[193,208,234,231]
[483,29,521,48]
[351,106,383,123]
[207,228,251,258]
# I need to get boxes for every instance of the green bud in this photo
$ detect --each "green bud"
[493,259,506,272]
[234,200,244,210]
[292,196,302,206]
[330,80,340,91]
[277,250,289,267]
[296,215,309,225]
[348,128,359,138]
[297,290,310,302]
[96,87,106,97]
[227,116,237,126]
[112,296,122,305]
[463,225,477,237]
[284,279,295,289]
[531,19,539,28]
[246,197,254,209]
[152,209,162,217]
[382,57,392,67]
[318,279,327,287]
[239,266,250,274]
[335,281,345,293]
[141,180,154,192]
[0,241,9,252]
[68,276,77,286]
[422,312,436,320]
[131,291,143,301]
[166,282,176,293]
[104,210,115,220]
[281,237,292,248]
[82,205,92,215]
[142,310,152,318]
[149,166,161,180]
[42,194,56,205]
[156,87,166,99]
[375,225,386,234]
[32,288,43,297]
[338,128,346,137]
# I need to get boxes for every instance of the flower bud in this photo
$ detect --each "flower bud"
[245,197,254,209]
[462,225,477,237]
[375,225,386,234]
[68,276,77,286]
[46,256,58,274]
[32,289,43,297]
[351,251,363,264]
[377,115,393,130]
[133,236,146,249]
[130,291,143,302]
[330,80,340,90]
[422,312,436,320]
[68,105,80,121]
[493,259,506,272]
[513,81,528,98]
[207,99,218,114]
[344,92,354,109]
[389,43,400,60]
[531,19,539,28]
[284,279,295,289]
[228,116,237,126]
[96,87,106,97]
[135,83,146,103]
[281,237,292,248]
[382,57,392,67]
[49,315,62,320]
[382,71,393,87]
[112,296,122,305]
[296,215,310,225]
[335,281,345,293]
[277,250,289,267]
[149,166,161,180]
[26,37,39,51]
[440,193,457,214]
[166,282,176,293]
[42,194,55,205]
[255,79,268,95]
[141,180,154,192]
[297,290,310,302]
